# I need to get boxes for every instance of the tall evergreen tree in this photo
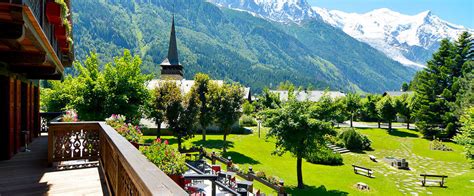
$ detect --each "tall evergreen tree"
[414,32,473,138]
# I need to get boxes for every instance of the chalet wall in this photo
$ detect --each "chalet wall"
[0,75,40,160]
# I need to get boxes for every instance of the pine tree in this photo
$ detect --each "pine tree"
[414,32,473,138]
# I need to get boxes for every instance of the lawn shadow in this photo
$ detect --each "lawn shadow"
[388,129,419,138]
[191,139,235,150]
[286,185,348,196]
[222,151,260,164]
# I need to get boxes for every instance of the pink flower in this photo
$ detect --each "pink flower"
[164,140,169,145]
[156,138,162,143]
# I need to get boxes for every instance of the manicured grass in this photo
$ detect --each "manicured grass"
[144,127,473,195]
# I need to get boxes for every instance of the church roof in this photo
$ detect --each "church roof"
[161,16,180,66]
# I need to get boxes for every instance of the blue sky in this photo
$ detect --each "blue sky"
[308,0,474,28]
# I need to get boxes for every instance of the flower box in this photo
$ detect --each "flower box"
[55,25,67,41]
[130,141,139,149]
[46,2,61,25]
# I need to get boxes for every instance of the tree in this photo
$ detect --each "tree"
[255,88,281,111]
[209,83,243,152]
[310,91,336,123]
[395,94,415,129]
[361,94,382,128]
[453,107,474,164]
[73,52,108,121]
[264,100,335,188]
[377,95,397,132]
[148,82,174,138]
[401,82,409,92]
[242,100,255,116]
[333,97,349,127]
[414,39,458,137]
[345,93,361,127]
[102,50,152,123]
[193,73,212,141]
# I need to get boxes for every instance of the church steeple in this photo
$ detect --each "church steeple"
[167,15,179,65]
[160,15,184,80]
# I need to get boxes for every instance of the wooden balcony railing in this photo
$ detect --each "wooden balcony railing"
[48,122,187,195]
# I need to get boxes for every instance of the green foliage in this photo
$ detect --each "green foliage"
[338,128,372,151]
[42,51,151,123]
[240,115,257,126]
[344,93,361,127]
[102,50,152,123]
[401,82,409,92]
[141,139,188,175]
[414,32,473,138]
[377,95,397,131]
[310,91,337,123]
[193,73,212,140]
[254,88,281,114]
[305,146,343,166]
[264,99,335,188]
[360,94,382,123]
[71,0,415,93]
[208,83,244,152]
[395,94,416,128]
[159,81,198,150]
[242,100,255,116]
[105,114,143,143]
[40,76,78,112]
[454,107,474,164]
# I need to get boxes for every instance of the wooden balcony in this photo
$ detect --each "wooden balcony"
[47,122,188,195]
[0,134,105,195]
[0,122,187,195]
[0,0,74,80]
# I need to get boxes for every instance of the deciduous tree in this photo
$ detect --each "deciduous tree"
[264,99,335,188]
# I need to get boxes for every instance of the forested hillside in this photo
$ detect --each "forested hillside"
[71,0,416,92]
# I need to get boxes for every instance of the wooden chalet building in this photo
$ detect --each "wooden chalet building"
[0,0,73,160]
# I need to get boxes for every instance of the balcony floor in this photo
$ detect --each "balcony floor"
[0,134,106,195]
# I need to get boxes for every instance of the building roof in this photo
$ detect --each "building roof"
[270,90,346,102]
[383,91,414,97]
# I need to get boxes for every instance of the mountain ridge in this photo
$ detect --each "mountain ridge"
[71,0,415,93]
[313,7,473,68]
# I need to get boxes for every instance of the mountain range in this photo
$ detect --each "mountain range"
[71,0,416,93]
[314,7,473,68]
[209,0,472,68]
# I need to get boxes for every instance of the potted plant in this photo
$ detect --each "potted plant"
[61,109,78,122]
[105,114,142,149]
[141,139,188,187]
[124,124,142,148]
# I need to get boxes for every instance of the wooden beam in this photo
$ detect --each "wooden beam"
[0,51,46,64]
[9,65,56,74]
[0,21,23,40]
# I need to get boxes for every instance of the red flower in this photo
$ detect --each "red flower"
[164,140,169,145]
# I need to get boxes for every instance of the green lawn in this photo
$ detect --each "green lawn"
[143,127,473,195]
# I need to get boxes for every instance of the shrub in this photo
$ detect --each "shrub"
[141,138,188,175]
[306,146,343,165]
[267,175,280,185]
[255,171,266,179]
[240,115,257,126]
[338,128,371,151]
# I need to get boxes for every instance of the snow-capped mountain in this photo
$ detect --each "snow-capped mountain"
[207,0,320,22]
[314,7,474,68]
